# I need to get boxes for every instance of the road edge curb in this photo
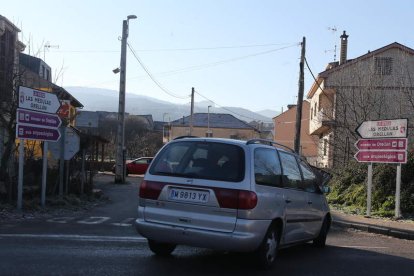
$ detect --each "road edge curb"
[332,220,414,241]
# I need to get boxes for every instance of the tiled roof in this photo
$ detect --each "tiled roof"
[171,113,256,130]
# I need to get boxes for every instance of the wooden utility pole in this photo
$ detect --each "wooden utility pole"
[294,37,306,154]
[190,87,194,135]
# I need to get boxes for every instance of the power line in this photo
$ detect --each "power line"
[132,42,297,52]
[45,42,298,53]
[127,43,189,100]
[68,43,301,88]
[124,43,300,82]
[304,57,334,103]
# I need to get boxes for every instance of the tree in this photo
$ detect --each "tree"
[0,65,22,201]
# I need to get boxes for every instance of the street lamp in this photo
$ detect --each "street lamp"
[207,105,212,137]
[114,15,137,184]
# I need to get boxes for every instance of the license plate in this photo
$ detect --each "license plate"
[168,188,210,203]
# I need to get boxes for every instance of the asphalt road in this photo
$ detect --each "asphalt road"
[0,174,413,275]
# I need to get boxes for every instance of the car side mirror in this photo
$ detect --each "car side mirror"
[321,186,330,194]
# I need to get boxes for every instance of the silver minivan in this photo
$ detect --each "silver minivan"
[135,137,331,268]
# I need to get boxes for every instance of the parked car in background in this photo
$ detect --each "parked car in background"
[135,137,331,269]
[112,157,153,175]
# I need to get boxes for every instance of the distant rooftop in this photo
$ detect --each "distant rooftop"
[171,113,256,130]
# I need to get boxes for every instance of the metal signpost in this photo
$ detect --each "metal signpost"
[16,86,62,209]
[354,119,408,218]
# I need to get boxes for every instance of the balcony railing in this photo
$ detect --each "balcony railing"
[310,108,335,135]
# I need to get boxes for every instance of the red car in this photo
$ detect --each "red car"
[112,157,153,175]
[126,157,153,175]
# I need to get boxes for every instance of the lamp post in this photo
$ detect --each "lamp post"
[207,105,212,137]
[115,15,137,184]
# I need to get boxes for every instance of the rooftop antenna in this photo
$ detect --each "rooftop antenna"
[325,26,338,61]
[44,41,59,61]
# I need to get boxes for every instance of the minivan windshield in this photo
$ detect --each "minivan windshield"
[149,141,245,182]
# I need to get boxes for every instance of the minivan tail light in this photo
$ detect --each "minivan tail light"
[214,188,257,210]
[139,180,166,200]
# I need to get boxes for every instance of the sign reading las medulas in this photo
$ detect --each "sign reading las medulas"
[18,86,61,114]
[355,119,408,139]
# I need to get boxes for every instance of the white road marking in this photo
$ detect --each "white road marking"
[111,218,135,227]
[46,217,76,224]
[336,245,388,249]
[77,217,110,224]
[0,233,146,243]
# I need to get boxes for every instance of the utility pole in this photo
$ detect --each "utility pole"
[189,87,194,135]
[294,37,306,154]
[115,15,137,183]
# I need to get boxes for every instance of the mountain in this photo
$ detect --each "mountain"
[65,87,275,123]
[255,109,281,119]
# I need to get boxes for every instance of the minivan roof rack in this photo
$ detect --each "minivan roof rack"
[173,135,199,140]
[246,139,295,153]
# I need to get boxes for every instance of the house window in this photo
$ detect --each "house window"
[323,139,328,156]
[374,57,393,75]
[310,107,313,119]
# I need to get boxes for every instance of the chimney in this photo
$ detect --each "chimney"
[339,31,349,65]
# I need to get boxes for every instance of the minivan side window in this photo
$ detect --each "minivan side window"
[299,160,318,193]
[279,152,303,190]
[254,148,283,187]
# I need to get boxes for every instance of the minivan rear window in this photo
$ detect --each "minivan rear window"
[149,141,245,182]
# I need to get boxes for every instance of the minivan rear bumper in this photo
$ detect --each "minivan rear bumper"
[135,217,270,252]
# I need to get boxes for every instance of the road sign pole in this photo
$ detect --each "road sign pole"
[366,163,373,217]
[59,126,65,196]
[395,164,402,218]
[17,139,25,210]
[41,142,48,207]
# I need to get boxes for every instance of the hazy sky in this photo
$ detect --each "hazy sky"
[3,0,413,112]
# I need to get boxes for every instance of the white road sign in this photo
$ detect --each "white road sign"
[19,86,61,114]
[355,119,408,139]
[49,127,80,160]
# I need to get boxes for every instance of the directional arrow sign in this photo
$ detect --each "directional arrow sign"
[16,124,61,142]
[18,86,61,114]
[354,150,407,164]
[355,138,407,151]
[17,108,62,128]
[355,119,408,139]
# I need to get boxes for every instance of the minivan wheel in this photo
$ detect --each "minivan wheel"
[148,239,176,256]
[313,217,330,248]
[255,226,279,269]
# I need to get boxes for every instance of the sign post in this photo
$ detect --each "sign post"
[17,140,24,210]
[16,86,62,209]
[367,163,373,217]
[355,119,408,218]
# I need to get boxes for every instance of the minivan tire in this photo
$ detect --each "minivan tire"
[255,226,279,269]
[313,217,329,248]
[148,239,176,256]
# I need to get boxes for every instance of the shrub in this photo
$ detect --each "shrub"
[327,151,414,217]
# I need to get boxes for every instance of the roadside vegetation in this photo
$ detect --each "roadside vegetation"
[327,150,414,218]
